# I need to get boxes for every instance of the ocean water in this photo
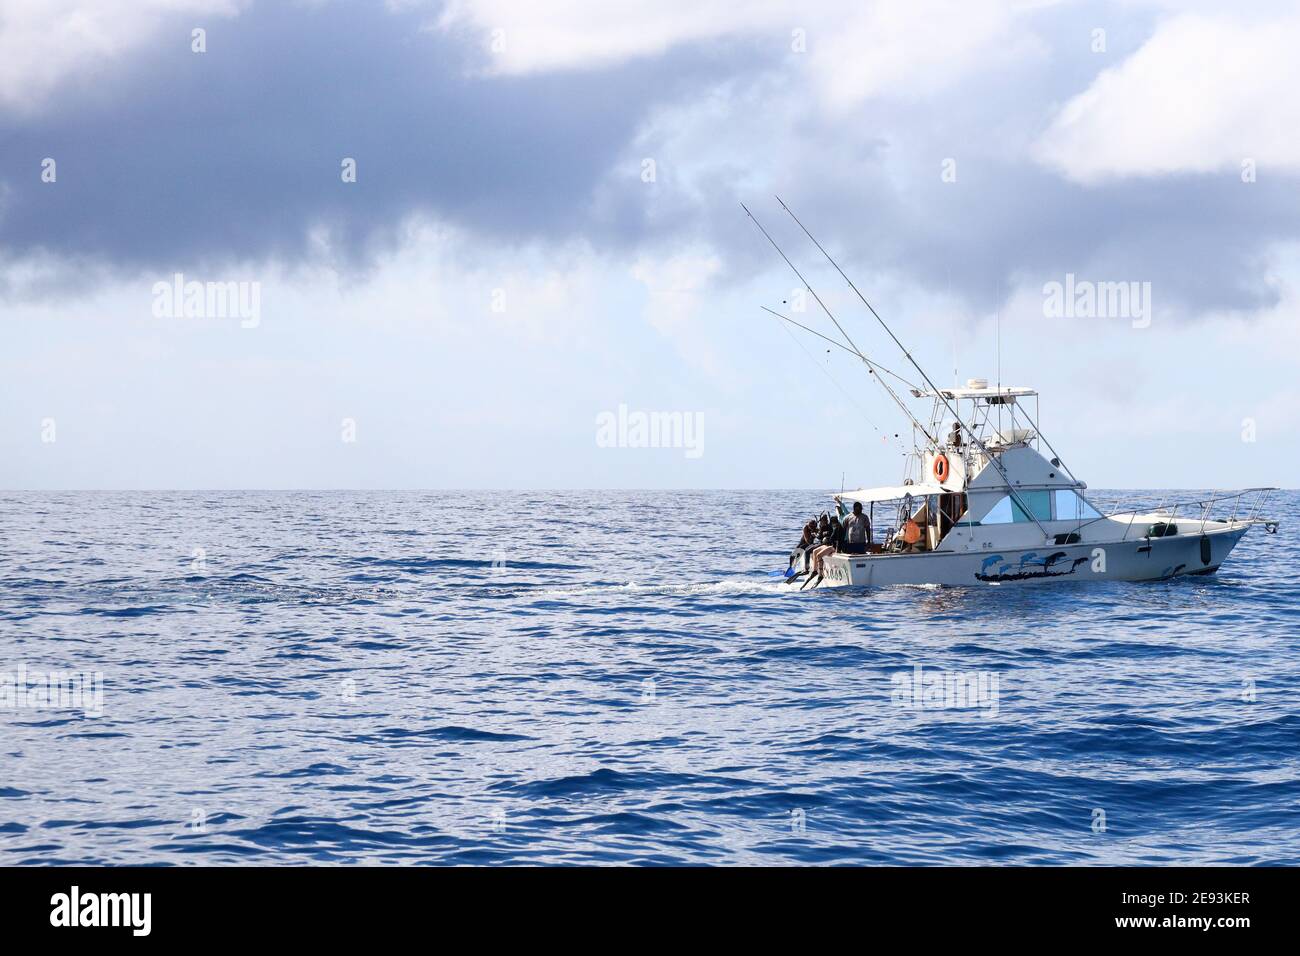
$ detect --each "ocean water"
[1,489,1296,866]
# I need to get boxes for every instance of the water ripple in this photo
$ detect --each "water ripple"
[0,489,1296,864]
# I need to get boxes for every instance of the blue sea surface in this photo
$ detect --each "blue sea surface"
[0,490,1297,865]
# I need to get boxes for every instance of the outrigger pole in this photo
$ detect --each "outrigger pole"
[771,196,1054,542]
[761,306,919,392]
[742,202,937,444]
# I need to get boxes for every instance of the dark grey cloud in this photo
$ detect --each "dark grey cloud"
[0,2,767,276]
[764,159,1300,319]
[3,0,1297,326]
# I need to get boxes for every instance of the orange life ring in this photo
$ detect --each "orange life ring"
[932,454,950,482]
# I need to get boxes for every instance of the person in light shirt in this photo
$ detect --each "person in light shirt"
[842,501,870,555]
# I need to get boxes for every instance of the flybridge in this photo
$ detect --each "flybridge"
[911,383,1037,402]
[911,377,1056,481]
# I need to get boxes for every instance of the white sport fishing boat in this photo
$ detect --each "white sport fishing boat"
[744,199,1279,589]
[797,378,1277,588]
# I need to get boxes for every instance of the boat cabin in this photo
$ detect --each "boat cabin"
[834,379,1106,553]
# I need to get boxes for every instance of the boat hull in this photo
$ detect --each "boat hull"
[815,526,1249,588]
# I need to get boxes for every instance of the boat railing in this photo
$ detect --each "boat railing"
[1084,488,1278,542]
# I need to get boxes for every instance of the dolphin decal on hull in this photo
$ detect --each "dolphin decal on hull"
[975,554,1089,583]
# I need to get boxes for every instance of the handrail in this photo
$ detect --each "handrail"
[1076,488,1278,534]
[1198,496,1214,535]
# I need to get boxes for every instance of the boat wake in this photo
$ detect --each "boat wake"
[531,576,795,599]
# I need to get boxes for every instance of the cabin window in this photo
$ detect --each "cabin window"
[1020,491,1053,521]
[980,491,1050,524]
[980,496,1015,524]
[1052,489,1102,520]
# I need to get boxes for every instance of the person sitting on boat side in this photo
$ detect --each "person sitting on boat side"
[842,501,870,555]
[948,421,964,448]
[787,520,818,577]
[810,515,844,578]
[793,520,816,557]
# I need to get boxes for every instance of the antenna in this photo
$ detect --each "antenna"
[996,295,1002,434]
[996,300,1001,391]
[952,330,958,389]
[949,265,957,388]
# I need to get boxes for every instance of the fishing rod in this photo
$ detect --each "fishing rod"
[773,196,1054,541]
[742,202,937,444]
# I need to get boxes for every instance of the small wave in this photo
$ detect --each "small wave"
[79,605,169,618]
[369,725,532,743]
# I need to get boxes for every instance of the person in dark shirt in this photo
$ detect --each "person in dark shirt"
[786,520,818,579]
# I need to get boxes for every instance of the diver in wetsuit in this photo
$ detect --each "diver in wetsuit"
[786,520,818,580]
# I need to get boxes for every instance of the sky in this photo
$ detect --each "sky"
[1,0,1297,490]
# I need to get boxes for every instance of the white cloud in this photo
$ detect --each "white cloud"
[437,0,1048,111]
[1034,12,1300,182]
[800,1,1045,113]
[436,0,771,74]
[0,0,243,112]
[631,250,726,375]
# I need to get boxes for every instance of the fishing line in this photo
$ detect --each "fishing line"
[769,309,909,455]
